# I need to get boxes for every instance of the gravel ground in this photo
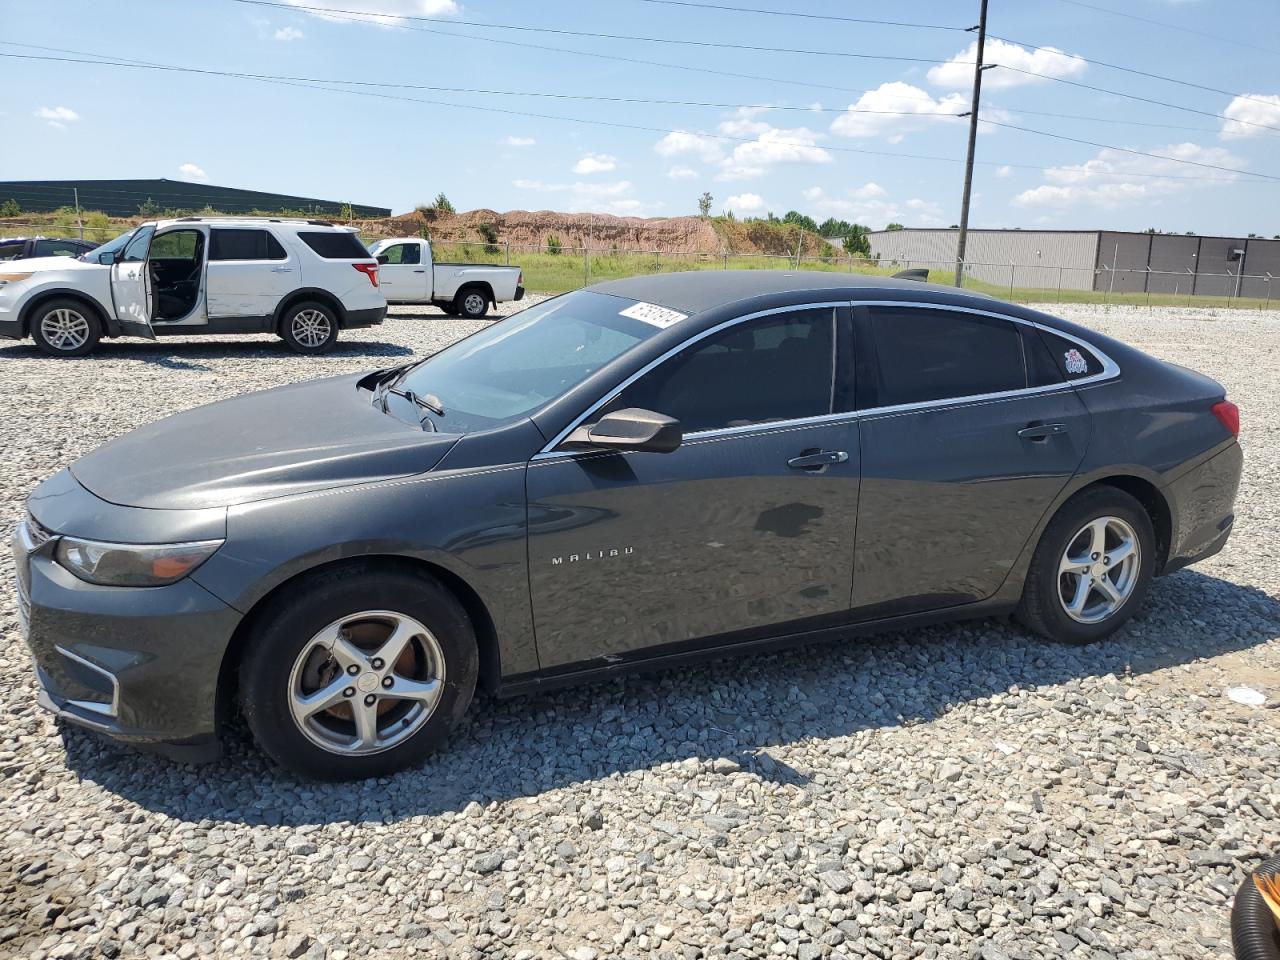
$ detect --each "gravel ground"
[1,299,1278,960]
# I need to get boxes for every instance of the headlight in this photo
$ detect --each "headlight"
[0,272,34,288]
[54,537,223,587]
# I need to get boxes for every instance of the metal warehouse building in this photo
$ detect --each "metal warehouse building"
[868,228,1279,299]
[0,179,390,219]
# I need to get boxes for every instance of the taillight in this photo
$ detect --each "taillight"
[353,262,379,287]
[1211,400,1240,438]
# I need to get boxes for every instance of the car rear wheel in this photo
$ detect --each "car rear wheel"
[279,301,339,354]
[454,287,489,319]
[30,299,102,357]
[238,564,478,780]
[1015,486,1155,644]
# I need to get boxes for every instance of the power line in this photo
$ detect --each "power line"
[621,0,966,32]
[229,0,1280,136]
[2,50,1266,185]
[1044,0,1280,57]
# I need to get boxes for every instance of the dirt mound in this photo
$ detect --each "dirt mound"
[359,209,834,257]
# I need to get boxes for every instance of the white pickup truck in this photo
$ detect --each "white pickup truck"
[366,237,523,318]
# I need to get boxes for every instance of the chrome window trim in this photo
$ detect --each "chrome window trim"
[532,298,1119,460]
[54,645,121,719]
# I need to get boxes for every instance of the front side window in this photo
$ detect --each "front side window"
[0,240,25,261]
[119,225,156,264]
[379,243,420,265]
[150,230,201,259]
[85,229,136,262]
[33,239,84,258]
[599,308,836,433]
[210,228,285,261]
[863,307,1024,408]
[395,290,665,432]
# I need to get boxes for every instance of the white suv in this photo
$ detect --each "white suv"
[0,217,387,357]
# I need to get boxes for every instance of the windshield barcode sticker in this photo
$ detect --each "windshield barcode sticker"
[620,301,688,328]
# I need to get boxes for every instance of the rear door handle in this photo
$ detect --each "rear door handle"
[1017,423,1068,441]
[788,450,849,470]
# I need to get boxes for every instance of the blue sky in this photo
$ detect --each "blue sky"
[3,0,1278,234]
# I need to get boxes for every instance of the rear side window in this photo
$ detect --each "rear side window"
[298,231,369,259]
[1037,329,1104,380]
[210,229,287,261]
[601,308,836,433]
[33,239,85,258]
[863,307,1024,407]
[0,240,27,260]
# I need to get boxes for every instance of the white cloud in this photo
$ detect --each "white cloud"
[177,163,209,183]
[666,166,698,179]
[655,130,725,164]
[573,153,618,174]
[280,0,459,25]
[804,183,945,229]
[511,177,655,214]
[830,82,968,141]
[274,25,304,40]
[718,106,773,137]
[928,38,1087,91]
[725,192,766,213]
[802,186,824,202]
[1220,93,1280,139]
[35,105,78,130]
[718,125,832,180]
[996,165,1013,178]
[504,136,536,147]
[1013,141,1243,209]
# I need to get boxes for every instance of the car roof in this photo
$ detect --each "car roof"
[587,270,994,314]
[150,217,354,232]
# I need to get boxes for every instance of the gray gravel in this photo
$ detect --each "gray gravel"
[1,299,1278,960]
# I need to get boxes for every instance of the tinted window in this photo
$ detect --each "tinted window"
[151,230,200,259]
[33,239,86,258]
[210,228,285,261]
[298,231,369,259]
[379,242,421,265]
[0,240,26,261]
[602,308,835,433]
[119,225,155,263]
[1023,327,1065,388]
[1036,329,1104,380]
[865,307,1024,407]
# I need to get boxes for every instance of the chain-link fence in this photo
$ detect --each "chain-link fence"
[357,234,1277,309]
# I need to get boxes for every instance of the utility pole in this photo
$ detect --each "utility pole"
[953,0,990,288]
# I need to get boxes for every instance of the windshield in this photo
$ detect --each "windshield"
[82,228,137,261]
[393,290,669,432]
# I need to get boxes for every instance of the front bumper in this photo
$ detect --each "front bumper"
[0,299,22,339]
[14,514,242,752]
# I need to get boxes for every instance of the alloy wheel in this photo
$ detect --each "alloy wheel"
[463,293,486,315]
[287,610,445,755]
[291,309,332,348]
[1057,516,1141,624]
[40,308,90,351]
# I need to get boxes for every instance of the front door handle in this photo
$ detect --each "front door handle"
[413,269,426,273]
[1017,422,1068,441]
[787,450,849,470]
[270,266,293,273]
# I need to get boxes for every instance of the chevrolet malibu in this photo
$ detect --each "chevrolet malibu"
[14,272,1242,780]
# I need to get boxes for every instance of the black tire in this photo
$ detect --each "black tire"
[1015,486,1156,645]
[238,564,478,780]
[438,302,460,316]
[29,298,102,357]
[453,286,490,319]
[279,300,340,355]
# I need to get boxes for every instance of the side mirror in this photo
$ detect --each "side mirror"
[98,252,115,265]
[376,254,390,265]
[564,408,682,454]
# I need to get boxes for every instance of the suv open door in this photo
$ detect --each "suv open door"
[110,224,157,340]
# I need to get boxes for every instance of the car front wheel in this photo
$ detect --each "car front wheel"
[454,288,489,319]
[238,564,478,780]
[280,301,339,354]
[1015,486,1156,644]
[30,299,102,357]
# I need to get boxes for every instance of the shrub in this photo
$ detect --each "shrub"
[546,234,562,255]
[477,222,499,254]
[0,199,20,217]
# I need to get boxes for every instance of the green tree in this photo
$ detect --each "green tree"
[477,222,499,254]
[137,197,161,217]
[782,210,819,233]
[842,224,870,257]
[697,192,713,217]
[0,199,20,217]
[885,222,905,231]
[433,192,456,215]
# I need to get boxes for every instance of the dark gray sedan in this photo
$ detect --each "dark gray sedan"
[14,272,1242,779]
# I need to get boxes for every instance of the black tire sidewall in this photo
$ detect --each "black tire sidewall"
[1021,488,1156,644]
[454,288,488,319]
[30,299,102,357]
[279,300,339,354]
[239,567,478,780]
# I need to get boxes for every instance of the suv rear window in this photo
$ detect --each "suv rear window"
[210,228,287,261]
[298,231,369,259]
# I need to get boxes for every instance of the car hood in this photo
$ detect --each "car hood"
[13,255,104,272]
[71,373,459,510]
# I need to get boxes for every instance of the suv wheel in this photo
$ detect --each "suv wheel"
[1015,486,1155,645]
[280,301,339,354]
[454,288,490,319]
[239,564,478,780]
[30,299,102,357]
